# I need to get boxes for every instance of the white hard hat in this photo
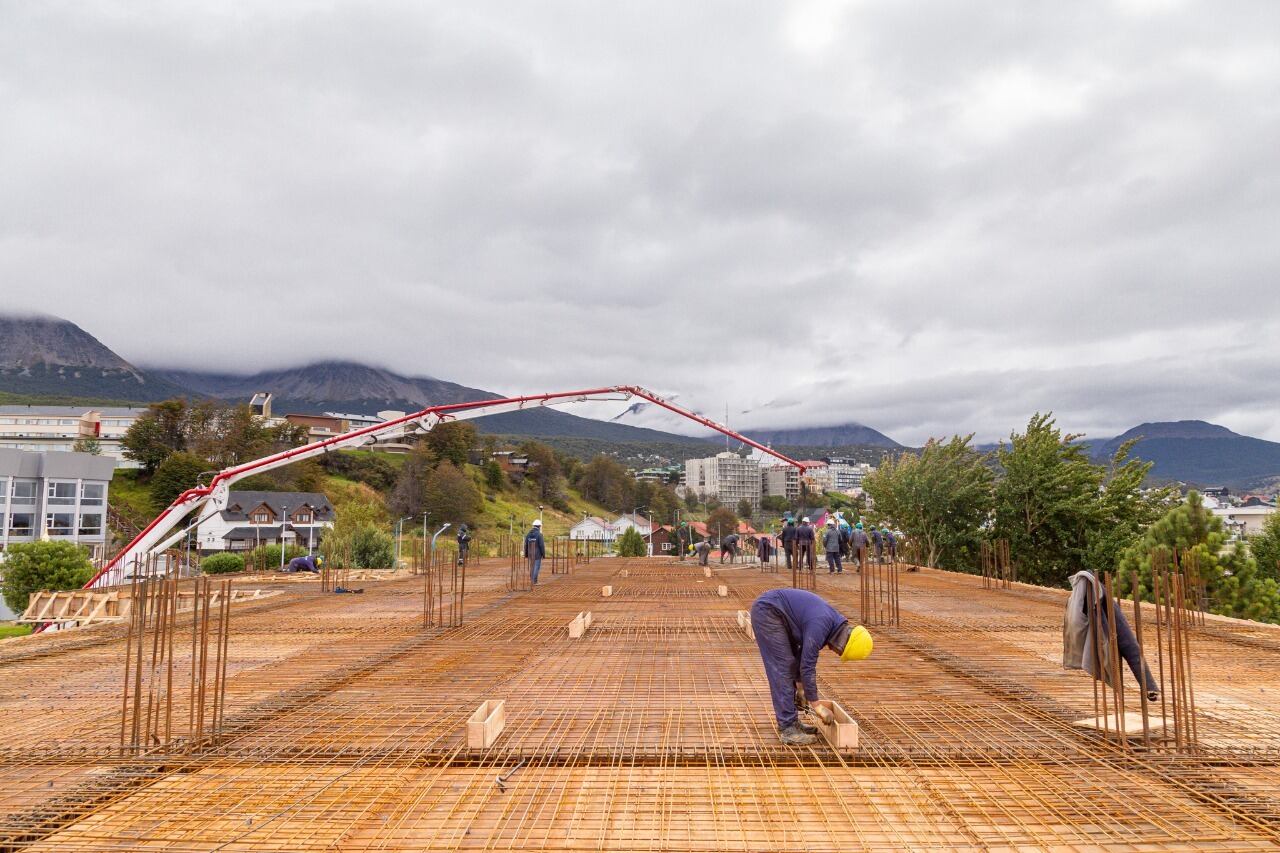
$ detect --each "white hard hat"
[826,519,835,525]
[532,519,542,527]
[802,516,810,523]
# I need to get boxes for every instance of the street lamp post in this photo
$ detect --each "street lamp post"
[280,505,288,571]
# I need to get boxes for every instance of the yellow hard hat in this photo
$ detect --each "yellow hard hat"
[841,625,873,661]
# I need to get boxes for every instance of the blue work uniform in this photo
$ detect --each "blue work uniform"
[750,588,849,729]
[524,528,546,585]
[286,555,319,573]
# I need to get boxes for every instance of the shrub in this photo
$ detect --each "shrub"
[201,553,245,575]
[616,526,647,557]
[246,544,308,571]
[1,541,95,614]
[350,526,394,568]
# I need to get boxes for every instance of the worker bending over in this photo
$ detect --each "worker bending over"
[750,588,872,745]
[285,554,322,573]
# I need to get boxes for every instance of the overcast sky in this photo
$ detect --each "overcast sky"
[2,1,1278,444]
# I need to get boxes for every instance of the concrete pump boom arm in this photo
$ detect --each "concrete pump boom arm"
[86,385,804,588]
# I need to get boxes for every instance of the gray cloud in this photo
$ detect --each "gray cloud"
[1,1,1277,444]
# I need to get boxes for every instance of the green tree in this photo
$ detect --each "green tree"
[424,421,477,468]
[389,447,430,519]
[616,526,647,557]
[1,541,94,613]
[483,459,505,492]
[736,498,754,521]
[706,506,738,541]
[1250,512,1280,582]
[122,399,191,473]
[760,495,790,514]
[201,553,245,574]
[72,438,102,455]
[522,441,565,506]
[865,436,993,570]
[992,414,1106,586]
[1084,440,1175,577]
[1117,492,1280,623]
[422,461,482,528]
[150,452,212,511]
[350,525,394,568]
[577,455,633,508]
[648,485,680,523]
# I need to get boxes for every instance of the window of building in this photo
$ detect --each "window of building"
[60,419,77,426]
[7,513,33,537]
[0,418,13,424]
[47,481,77,505]
[252,512,272,524]
[293,511,312,524]
[81,483,105,505]
[10,481,36,504]
[78,513,103,536]
[45,513,74,535]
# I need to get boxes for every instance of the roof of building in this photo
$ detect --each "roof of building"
[1213,505,1276,515]
[0,447,117,480]
[222,491,334,518]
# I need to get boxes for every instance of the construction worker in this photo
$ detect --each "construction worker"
[883,527,897,562]
[523,519,545,586]
[823,519,844,574]
[720,532,740,564]
[694,537,712,566]
[285,554,322,573]
[851,523,869,572]
[456,524,472,566]
[780,518,798,570]
[870,525,883,564]
[750,588,873,745]
[796,517,816,573]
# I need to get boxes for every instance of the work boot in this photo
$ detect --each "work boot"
[779,724,817,746]
[795,719,819,735]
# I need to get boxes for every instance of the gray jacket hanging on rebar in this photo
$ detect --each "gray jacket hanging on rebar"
[1064,571,1158,695]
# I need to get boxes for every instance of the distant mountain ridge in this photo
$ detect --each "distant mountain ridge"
[1090,420,1280,490]
[741,423,902,450]
[0,314,190,401]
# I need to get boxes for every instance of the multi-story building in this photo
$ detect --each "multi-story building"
[685,453,761,509]
[284,413,351,443]
[0,405,147,467]
[825,458,875,493]
[761,465,801,502]
[195,490,335,553]
[0,448,115,558]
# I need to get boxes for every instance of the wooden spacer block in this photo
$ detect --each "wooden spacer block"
[467,699,506,749]
[568,614,585,639]
[811,699,858,751]
[717,584,728,597]
[736,610,747,628]
[602,585,612,597]
[703,567,712,578]
[620,569,629,577]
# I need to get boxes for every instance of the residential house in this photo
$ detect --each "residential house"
[196,490,335,553]
[611,513,653,536]
[1212,505,1276,537]
[569,516,614,543]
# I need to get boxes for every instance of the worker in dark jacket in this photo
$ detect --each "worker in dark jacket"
[822,519,843,574]
[883,528,897,562]
[456,524,472,566]
[870,526,883,563]
[780,519,798,570]
[720,532,740,564]
[750,588,872,745]
[285,554,321,573]
[523,520,546,586]
[756,534,773,564]
[851,523,869,573]
[796,517,816,572]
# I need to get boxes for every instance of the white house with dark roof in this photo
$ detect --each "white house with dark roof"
[195,490,335,553]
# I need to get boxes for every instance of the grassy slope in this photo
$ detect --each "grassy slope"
[109,469,157,527]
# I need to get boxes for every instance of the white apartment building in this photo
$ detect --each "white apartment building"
[0,448,115,557]
[685,453,762,509]
[825,458,875,493]
[0,405,146,468]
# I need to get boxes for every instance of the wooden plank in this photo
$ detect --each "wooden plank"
[467,699,506,749]
[812,699,859,751]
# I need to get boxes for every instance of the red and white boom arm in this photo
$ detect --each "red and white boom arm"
[87,385,805,588]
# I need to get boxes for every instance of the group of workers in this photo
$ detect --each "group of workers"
[779,516,898,574]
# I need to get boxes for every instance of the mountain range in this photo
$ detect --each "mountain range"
[1089,421,1280,491]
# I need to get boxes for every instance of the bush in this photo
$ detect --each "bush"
[246,544,309,571]
[1,541,95,614]
[150,452,213,512]
[200,553,245,575]
[350,526,394,568]
[616,526,647,557]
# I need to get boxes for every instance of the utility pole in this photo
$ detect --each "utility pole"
[280,505,288,571]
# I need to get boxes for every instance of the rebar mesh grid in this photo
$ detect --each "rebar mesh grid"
[0,558,1278,850]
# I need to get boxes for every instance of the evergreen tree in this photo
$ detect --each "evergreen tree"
[616,526,647,557]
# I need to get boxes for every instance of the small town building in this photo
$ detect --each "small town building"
[196,490,335,553]
[569,516,614,543]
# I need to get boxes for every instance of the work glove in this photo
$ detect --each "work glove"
[794,686,810,713]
